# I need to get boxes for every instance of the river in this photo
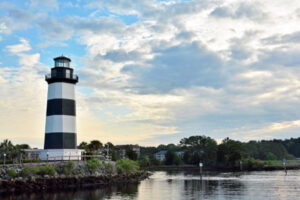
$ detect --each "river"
[2,170,300,200]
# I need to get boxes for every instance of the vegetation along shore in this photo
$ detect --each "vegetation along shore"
[0,159,150,194]
[2,135,300,170]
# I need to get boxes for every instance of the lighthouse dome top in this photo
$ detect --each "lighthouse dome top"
[54,55,71,68]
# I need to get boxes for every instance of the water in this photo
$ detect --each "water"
[2,170,300,200]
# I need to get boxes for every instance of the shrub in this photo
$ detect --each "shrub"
[7,169,18,178]
[87,158,102,172]
[37,165,56,176]
[102,161,113,174]
[116,158,140,174]
[139,156,150,168]
[264,152,277,160]
[63,161,75,175]
[242,158,264,170]
[20,166,39,177]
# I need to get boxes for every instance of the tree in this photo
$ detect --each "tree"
[180,135,218,165]
[0,139,20,162]
[87,140,103,151]
[78,142,88,150]
[217,138,244,166]
[165,150,175,165]
[264,152,277,160]
[111,149,119,161]
[173,153,182,165]
[105,142,114,149]
[126,149,138,160]
[149,155,160,166]
[183,151,192,164]
[139,156,150,167]
[15,144,30,149]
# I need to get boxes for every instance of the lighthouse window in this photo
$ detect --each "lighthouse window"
[66,69,71,78]
[55,60,69,67]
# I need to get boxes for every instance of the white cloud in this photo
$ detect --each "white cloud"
[6,38,31,54]
[0,22,9,34]
[18,53,40,68]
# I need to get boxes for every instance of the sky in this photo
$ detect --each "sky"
[1,0,300,148]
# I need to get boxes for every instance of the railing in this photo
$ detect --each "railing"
[45,74,78,80]
[0,155,108,166]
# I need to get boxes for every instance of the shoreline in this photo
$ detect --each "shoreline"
[144,164,300,172]
[0,171,151,194]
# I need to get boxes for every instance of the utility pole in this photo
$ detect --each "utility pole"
[3,153,6,165]
[199,162,203,178]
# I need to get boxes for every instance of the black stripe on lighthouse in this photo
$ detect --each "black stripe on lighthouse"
[46,99,76,116]
[44,132,77,149]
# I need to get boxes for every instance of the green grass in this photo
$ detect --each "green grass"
[263,159,300,166]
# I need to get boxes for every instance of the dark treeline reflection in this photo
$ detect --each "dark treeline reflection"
[1,184,139,200]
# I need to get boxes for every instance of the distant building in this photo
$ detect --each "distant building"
[153,150,184,161]
[115,145,140,159]
[175,151,184,158]
[23,149,40,160]
[154,150,167,161]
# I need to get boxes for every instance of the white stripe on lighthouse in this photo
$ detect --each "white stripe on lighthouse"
[45,115,76,133]
[48,82,75,100]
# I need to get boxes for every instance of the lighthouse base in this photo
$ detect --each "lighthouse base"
[39,149,84,161]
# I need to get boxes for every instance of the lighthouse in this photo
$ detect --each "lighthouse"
[39,56,83,160]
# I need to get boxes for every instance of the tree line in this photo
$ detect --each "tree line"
[139,136,299,168]
[1,136,300,168]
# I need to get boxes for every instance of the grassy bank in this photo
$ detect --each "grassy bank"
[142,159,300,172]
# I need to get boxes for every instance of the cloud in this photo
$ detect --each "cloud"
[7,7,34,23]
[6,38,31,53]
[36,17,73,40]
[122,42,225,93]
[65,16,126,35]
[262,31,300,45]
[30,0,58,10]
[257,48,300,67]
[0,52,48,146]
[210,2,267,21]
[0,4,35,34]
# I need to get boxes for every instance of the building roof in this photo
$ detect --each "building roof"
[53,55,71,62]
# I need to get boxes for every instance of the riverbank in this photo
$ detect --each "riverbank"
[144,163,300,172]
[0,159,150,194]
[0,172,150,194]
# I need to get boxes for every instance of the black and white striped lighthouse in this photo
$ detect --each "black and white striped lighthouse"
[41,56,82,160]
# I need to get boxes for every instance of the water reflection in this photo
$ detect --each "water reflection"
[2,170,300,200]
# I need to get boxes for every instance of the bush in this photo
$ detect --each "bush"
[87,158,102,172]
[7,169,18,178]
[242,158,264,170]
[264,152,277,160]
[63,161,75,175]
[139,156,150,168]
[37,165,56,176]
[116,158,140,174]
[102,161,113,174]
[20,166,39,177]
